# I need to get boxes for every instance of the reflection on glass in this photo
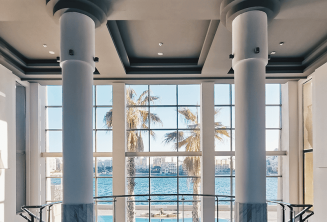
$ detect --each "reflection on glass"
[96,85,113,106]
[97,157,113,176]
[266,156,278,175]
[46,86,62,106]
[304,152,314,206]
[96,131,112,152]
[46,157,63,177]
[214,84,230,105]
[46,131,62,152]
[47,108,62,129]
[303,81,313,150]
[150,85,176,105]
[266,106,280,128]
[178,85,200,105]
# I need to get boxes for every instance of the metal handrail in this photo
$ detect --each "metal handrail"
[20,194,235,222]
[267,200,314,222]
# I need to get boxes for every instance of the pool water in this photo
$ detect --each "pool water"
[98,216,230,222]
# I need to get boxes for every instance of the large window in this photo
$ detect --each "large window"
[214,84,282,222]
[125,85,201,222]
[45,85,113,221]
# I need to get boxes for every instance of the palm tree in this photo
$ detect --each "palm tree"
[104,87,162,222]
[164,108,229,222]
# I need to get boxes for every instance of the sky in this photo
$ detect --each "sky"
[45,84,281,153]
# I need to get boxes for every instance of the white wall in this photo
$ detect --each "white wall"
[0,64,28,222]
[312,63,327,222]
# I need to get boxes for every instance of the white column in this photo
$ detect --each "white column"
[233,10,268,221]
[112,83,126,222]
[61,12,95,221]
[200,82,215,221]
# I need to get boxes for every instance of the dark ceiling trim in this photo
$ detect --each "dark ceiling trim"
[198,20,220,66]
[21,76,307,81]
[0,37,100,76]
[227,58,305,74]
[107,20,219,75]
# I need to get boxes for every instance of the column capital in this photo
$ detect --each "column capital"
[45,0,111,28]
[220,0,281,31]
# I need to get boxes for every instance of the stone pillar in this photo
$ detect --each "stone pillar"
[200,82,215,221]
[45,1,110,221]
[61,12,95,222]
[220,1,281,221]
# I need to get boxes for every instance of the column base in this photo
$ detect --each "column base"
[62,203,93,222]
[235,202,267,222]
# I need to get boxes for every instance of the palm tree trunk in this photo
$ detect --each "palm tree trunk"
[126,157,136,222]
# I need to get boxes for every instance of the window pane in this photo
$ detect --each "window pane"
[96,107,112,129]
[97,178,113,196]
[96,131,112,152]
[96,85,112,106]
[232,106,235,128]
[46,131,62,152]
[215,129,231,151]
[215,107,231,128]
[266,106,280,128]
[150,130,177,152]
[266,177,278,200]
[47,86,62,106]
[97,157,113,176]
[127,177,149,202]
[47,108,62,129]
[215,157,232,176]
[214,84,230,105]
[151,178,177,201]
[231,130,235,151]
[46,178,62,201]
[126,107,149,129]
[46,157,63,177]
[178,130,201,152]
[149,85,176,105]
[266,84,280,105]
[127,130,149,152]
[150,157,177,175]
[150,107,176,129]
[126,85,149,106]
[126,157,149,177]
[178,85,200,105]
[178,156,201,176]
[178,107,200,129]
[232,84,235,105]
[215,177,231,196]
[266,130,280,151]
[266,156,279,176]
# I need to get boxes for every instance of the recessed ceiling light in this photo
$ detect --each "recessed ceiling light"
[49,51,55,54]
[43,44,47,48]
[279,42,284,45]
[271,51,276,55]
[159,42,163,46]
[158,52,164,56]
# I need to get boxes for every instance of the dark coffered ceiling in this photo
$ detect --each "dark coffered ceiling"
[0,0,326,82]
